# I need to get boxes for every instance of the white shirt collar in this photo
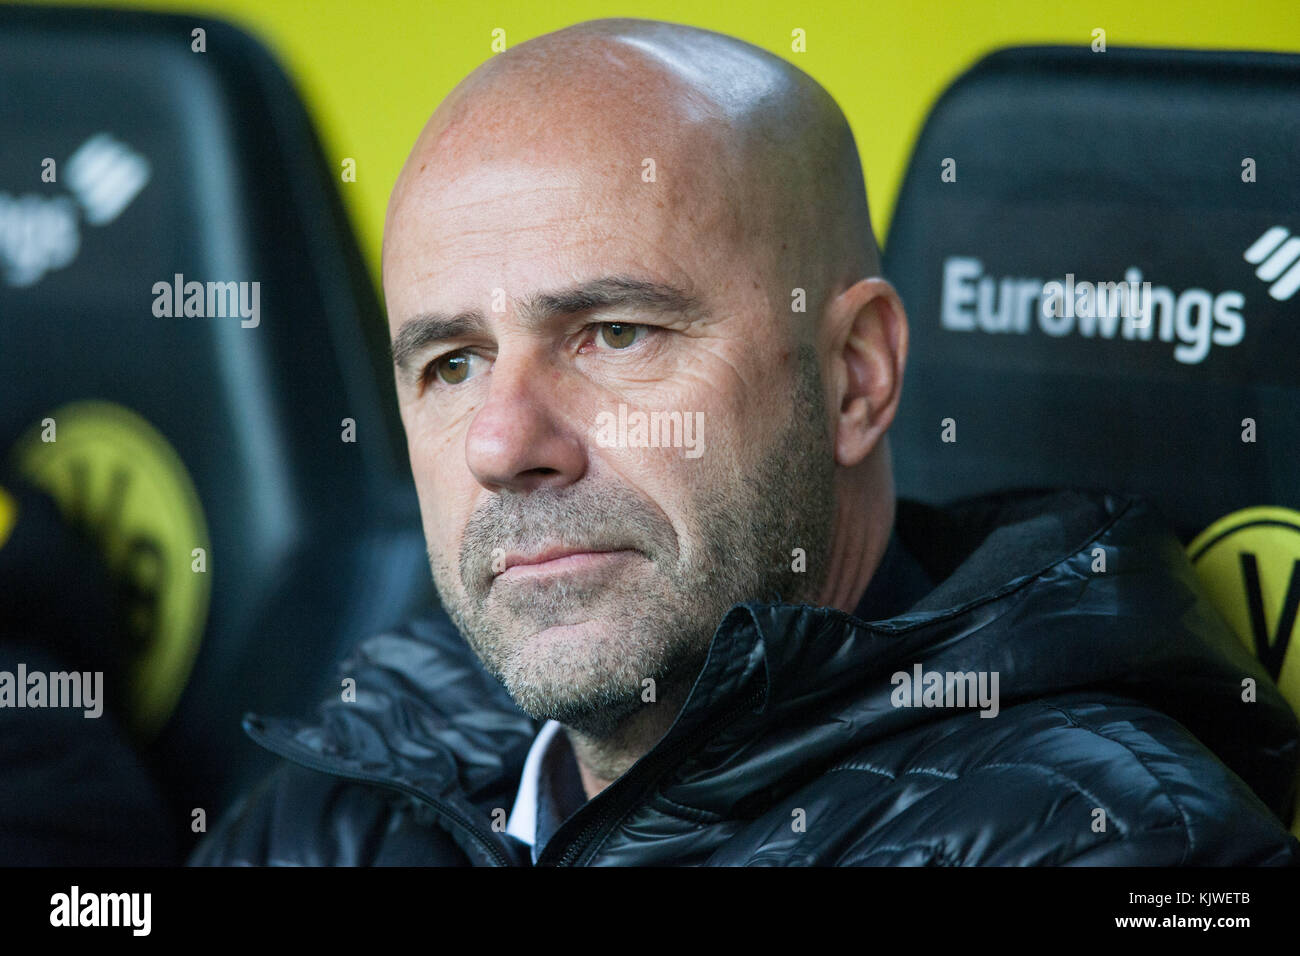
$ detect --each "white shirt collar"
[504,719,564,847]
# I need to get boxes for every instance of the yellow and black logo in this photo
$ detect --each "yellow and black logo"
[1188,507,1300,710]
[11,401,211,740]
[1189,507,1300,837]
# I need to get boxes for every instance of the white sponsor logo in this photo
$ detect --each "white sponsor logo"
[940,256,1245,365]
[0,193,79,287]
[1243,226,1300,301]
[0,133,150,287]
[66,133,151,227]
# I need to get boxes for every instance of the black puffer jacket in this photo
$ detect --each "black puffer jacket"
[190,490,1300,866]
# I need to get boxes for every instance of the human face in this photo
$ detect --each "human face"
[383,147,834,735]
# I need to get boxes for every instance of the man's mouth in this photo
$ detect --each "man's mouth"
[495,546,641,582]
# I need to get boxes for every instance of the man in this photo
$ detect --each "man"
[192,18,1300,866]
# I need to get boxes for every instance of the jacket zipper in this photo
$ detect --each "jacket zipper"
[553,683,767,866]
[245,721,515,867]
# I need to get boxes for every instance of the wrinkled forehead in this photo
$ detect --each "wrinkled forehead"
[382,99,750,323]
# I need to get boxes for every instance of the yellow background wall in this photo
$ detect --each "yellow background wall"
[29,0,1300,292]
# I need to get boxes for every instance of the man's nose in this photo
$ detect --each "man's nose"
[464,350,587,493]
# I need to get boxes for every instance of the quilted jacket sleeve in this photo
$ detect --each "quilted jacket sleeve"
[715,693,1300,866]
[188,763,472,866]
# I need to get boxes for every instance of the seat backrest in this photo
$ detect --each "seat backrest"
[883,45,1300,831]
[0,5,435,849]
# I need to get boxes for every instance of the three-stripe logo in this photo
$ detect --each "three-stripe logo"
[1243,226,1300,301]
[65,133,150,227]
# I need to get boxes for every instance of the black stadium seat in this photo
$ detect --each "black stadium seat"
[883,45,1300,831]
[0,5,435,857]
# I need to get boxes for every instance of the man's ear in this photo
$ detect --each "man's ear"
[825,278,908,468]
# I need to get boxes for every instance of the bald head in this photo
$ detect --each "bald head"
[386,18,878,326]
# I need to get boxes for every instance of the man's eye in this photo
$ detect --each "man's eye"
[429,351,484,386]
[595,323,645,349]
